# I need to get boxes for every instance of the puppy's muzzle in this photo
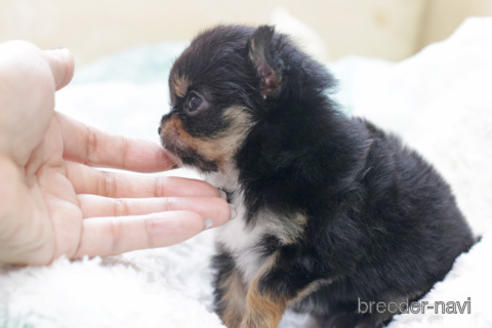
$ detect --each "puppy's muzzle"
[158,114,184,161]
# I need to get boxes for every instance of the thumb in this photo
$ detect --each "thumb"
[43,48,75,90]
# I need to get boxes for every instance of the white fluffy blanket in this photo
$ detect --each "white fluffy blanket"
[1,18,492,328]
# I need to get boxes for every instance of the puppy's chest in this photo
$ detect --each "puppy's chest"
[216,192,275,283]
[206,170,304,283]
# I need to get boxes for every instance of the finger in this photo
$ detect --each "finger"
[43,48,74,90]
[78,195,230,227]
[66,161,219,198]
[74,211,207,257]
[57,113,176,172]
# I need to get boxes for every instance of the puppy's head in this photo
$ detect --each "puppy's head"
[158,25,289,173]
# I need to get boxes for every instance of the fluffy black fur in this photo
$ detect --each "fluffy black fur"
[161,25,475,328]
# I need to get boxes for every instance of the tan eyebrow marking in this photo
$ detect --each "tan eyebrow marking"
[171,75,190,98]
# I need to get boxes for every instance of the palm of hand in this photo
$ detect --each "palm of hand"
[36,118,84,261]
[0,116,82,264]
[0,42,79,264]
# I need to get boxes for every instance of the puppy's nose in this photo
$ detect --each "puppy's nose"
[157,126,162,135]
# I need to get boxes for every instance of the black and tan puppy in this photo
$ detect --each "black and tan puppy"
[158,25,475,328]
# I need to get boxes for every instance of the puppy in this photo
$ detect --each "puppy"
[158,25,475,328]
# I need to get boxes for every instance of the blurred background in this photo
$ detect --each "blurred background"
[1,0,492,66]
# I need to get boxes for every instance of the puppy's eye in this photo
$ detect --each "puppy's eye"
[185,92,204,114]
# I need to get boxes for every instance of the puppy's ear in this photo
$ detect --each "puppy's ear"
[247,25,282,99]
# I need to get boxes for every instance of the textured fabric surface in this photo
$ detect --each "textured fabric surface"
[1,18,491,328]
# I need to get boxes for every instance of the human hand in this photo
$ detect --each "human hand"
[0,41,229,265]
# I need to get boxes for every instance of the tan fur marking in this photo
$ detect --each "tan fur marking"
[291,279,333,304]
[240,254,333,328]
[241,254,286,328]
[277,212,307,245]
[248,40,258,63]
[242,279,287,328]
[164,107,252,170]
[172,75,190,98]
[218,269,247,328]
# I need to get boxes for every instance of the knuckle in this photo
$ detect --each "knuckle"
[113,198,128,216]
[153,176,168,197]
[161,197,174,212]
[85,126,98,165]
[109,218,124,254]
[143,217,158,249]
[101,172,116,197]
[120,136,129,169]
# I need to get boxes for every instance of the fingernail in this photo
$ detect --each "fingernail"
[204,218,214,229]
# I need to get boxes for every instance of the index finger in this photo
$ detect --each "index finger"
[57,112,176,172]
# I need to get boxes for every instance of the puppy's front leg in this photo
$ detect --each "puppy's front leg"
[213,250,248,328]
[216,267,247,327]
[241,253,327,328]
[241,267,288,328]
